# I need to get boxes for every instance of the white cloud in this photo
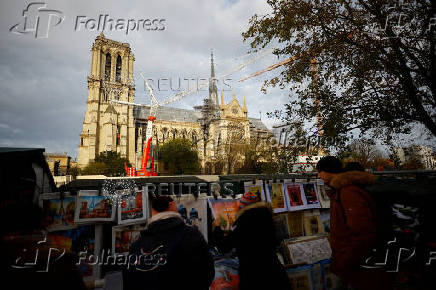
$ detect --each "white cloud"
[0,123,11,129]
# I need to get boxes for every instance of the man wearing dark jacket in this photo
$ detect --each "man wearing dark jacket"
[124,195,214,290]
[316,156,393,290]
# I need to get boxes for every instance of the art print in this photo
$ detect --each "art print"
[243,181,266,201]
[284,180,308,211]
[75,195,115,223]
[117,188,148,225]
[265,181,287,213]
[208,199,239,232]
[301,182,321,209]
[41,193,76,231]
[175,195,208,241]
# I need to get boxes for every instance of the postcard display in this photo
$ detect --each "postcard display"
[263,178,333,290]
[39,187,149,282]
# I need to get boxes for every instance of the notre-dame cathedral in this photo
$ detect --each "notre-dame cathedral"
[78,33,274,174]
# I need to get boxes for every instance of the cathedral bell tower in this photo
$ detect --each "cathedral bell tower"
[78,33,136,168]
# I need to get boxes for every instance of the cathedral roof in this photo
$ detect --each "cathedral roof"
[133,105,270,132]
[134,106,202,123]
[248,118,269,131]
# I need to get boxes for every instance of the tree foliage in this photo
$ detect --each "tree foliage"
[81,151,131,176]
[158,138,201,175]
[68,166,81,178]
[243,0,436,147]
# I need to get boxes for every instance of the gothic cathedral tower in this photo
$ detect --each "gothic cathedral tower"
[78,33,136,168]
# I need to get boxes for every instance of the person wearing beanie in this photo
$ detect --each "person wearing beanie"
[316,156,393,290]
[238,190,261,209]
[124,195,214,290]
[229,191,290,290]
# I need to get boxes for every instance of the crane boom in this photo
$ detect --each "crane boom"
[110,99,149,107]
[161,48,275,106]
[238,32,354,82]
[238,54,301,82]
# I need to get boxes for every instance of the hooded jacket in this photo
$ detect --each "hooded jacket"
[232,202,290,290]
[327,170,390,289]
[123,212,214,290]
[328,171,377,271]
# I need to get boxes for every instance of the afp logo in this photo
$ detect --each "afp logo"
[10,2,64,39]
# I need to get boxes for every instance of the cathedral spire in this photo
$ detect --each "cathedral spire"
[209,49,218,106]
[211,49,215,79]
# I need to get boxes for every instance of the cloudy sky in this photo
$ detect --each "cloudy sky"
[0,0,290,158]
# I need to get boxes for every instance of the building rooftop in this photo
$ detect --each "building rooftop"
[0,147,44,154]
[134,106,270,132]
[134,106,202,123]
[45,152,70,157]
[248,118,269,131]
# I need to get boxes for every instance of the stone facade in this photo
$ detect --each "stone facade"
[45,153,71,176]
[78,33,136,168]
[78,35,273,173]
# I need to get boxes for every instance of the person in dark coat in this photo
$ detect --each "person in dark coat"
[316,156,394,290]
[231,192,290,290]
[1,203,87,290]
[124,195,214,290]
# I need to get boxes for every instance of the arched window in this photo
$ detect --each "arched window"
[153,127,159,143]
[161,128,167,143]
[116,125,120,146]
[116,55,122,82]
[105,53,111,80]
